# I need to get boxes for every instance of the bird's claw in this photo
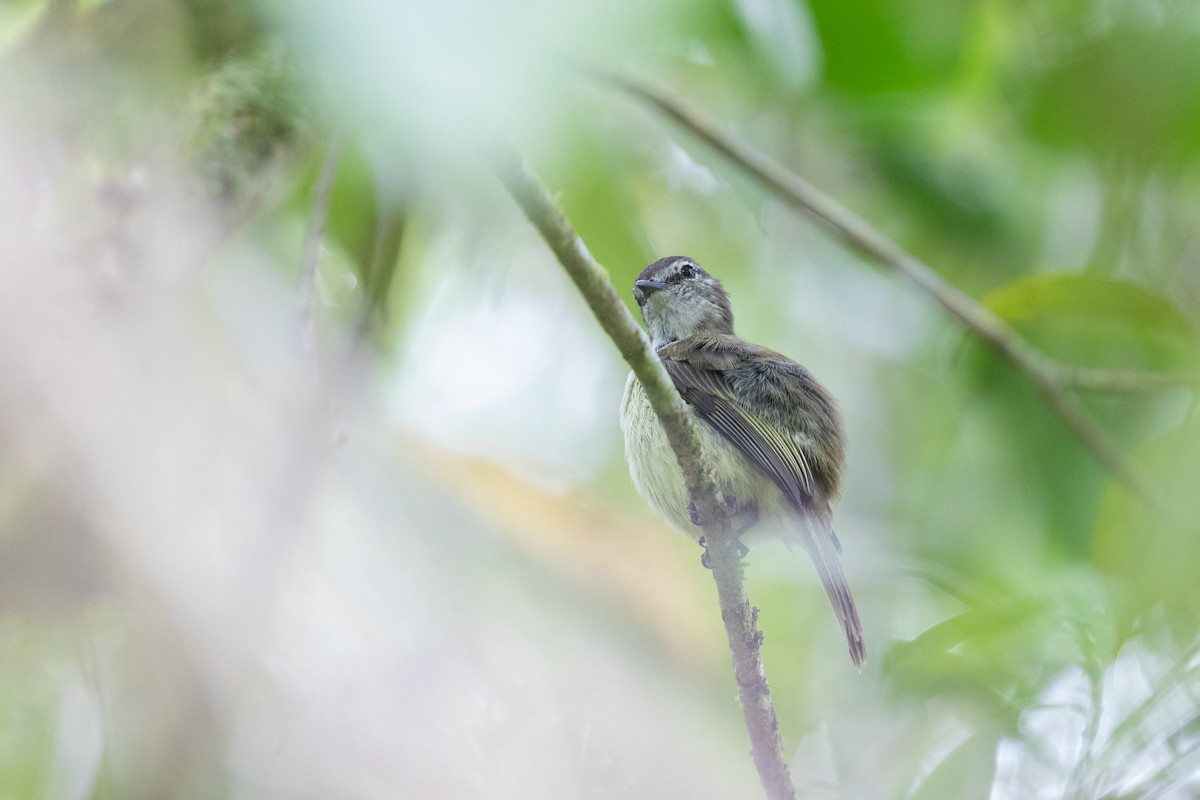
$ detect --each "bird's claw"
[693,495,753,569]
[698,535,750,570]
[689,494,742,527]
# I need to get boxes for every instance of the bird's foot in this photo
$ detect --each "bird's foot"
[698,535,750,570]
[693,495,753,569]
[688,494,744,526]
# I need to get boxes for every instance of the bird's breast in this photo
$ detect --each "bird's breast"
[619,372,787,539]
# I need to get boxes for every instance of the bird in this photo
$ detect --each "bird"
[619,255,865,668]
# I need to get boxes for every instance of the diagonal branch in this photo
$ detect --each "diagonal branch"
[1060,366,1196,394]
[490,137,798,800]
[600,72,1163,507]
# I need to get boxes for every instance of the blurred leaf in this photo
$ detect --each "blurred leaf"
[0,637,60,799]
[323,137,382,274]
[543,117,654,278]
[907,727,1000,800]
[863,118,1037,290]
[729,0,819,93]
[949,350,1103,555]
[886,568,1112,719]
[887,596,1053,718]
[1093,422,1200,638]
[180,0,265,62]
[1019,22,1200,164]
[292,133,416,337]
[950,275,1196,557]
[806,0,973,94]
[983,274,1199,375]
[188,42,309,202]
[358,206,407,336]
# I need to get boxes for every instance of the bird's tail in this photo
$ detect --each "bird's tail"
[794,515,866,669]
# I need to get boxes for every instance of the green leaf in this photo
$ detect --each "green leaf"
[805,0,973,94]
[1020,22,1200,164]
[1093,423,1200,638]
[982,274,1198,375]
[887,597,1052,715]
[907,728,1000,800]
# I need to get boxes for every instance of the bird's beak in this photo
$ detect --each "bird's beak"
[634,279,668,301]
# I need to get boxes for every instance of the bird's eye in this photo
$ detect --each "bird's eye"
[679,264,697,279]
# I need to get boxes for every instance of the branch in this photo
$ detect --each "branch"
[489,138,798,800]
[601,72,1164,508]
[1060,366,1197,394]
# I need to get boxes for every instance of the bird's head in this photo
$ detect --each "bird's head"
[633,256,734,347]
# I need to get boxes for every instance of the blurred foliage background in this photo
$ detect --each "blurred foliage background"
[1,0,1198,797]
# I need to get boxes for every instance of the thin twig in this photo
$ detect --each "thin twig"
[490,137,797,800]
[1060,366,1196,394]
[600,71,1164,508]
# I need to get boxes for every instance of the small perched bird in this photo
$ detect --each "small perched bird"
[620,255,865,668]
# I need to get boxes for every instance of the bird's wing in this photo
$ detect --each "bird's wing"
[658,339,816,511]
[660,337,866,668]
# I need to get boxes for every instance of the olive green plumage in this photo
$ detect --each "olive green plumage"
[620,255,865,668]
